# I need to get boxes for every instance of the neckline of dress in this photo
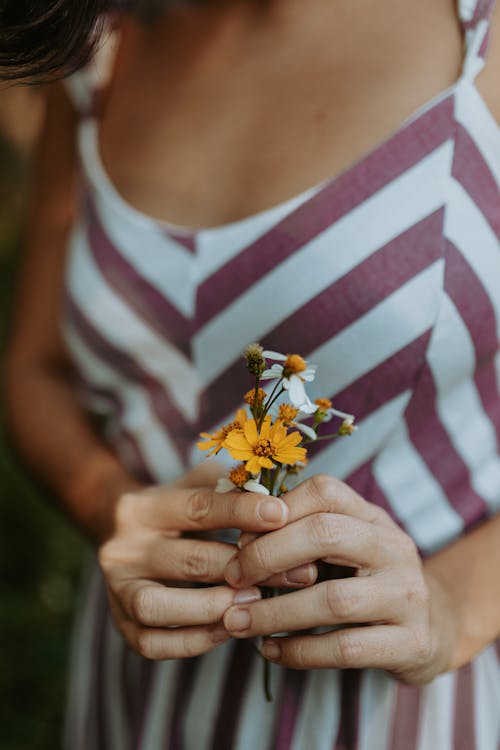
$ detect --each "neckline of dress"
[79,73,471,239]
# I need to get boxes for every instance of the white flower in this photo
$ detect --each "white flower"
[262,350,317,413]
[215,477,270,495]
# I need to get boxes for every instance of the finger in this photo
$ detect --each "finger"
[121,486,289,534]
[225,514,401,587]
[223,576,401,637]
[260,625,408,670]
[119,581,261,627]
[283,475,394,528]
[146,537,239,583]
[121,620,231,660]
[261,563,318,589]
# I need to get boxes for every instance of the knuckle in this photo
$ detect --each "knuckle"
[405,579,429,610]
[399,533,419,560]
[184,543,213,581]
[310,474,338,506]
[336,629,363,667]
[180,630,200,659]
[131,587,156,626]
[186,489,212,525]
[308,512,342,547]
[115,492,141,529]
[250,539,273,574]
[98,540,121,574]
[410,625,433,664]
[323,582,358,620]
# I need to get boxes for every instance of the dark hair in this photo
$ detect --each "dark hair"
[0,0,117,83]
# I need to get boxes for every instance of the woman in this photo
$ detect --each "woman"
[2,0,500,747]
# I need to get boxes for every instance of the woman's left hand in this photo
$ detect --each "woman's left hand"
[223,474,458,686]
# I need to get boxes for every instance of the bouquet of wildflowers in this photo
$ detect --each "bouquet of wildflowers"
[197,343,356,699]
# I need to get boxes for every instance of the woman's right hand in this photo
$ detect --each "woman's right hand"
[98,466,316,660]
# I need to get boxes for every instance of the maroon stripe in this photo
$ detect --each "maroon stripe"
[201,210,444,430]
[453,663,477,750]
[132,660,158,750]
[388,683,421,750]
[167,230,197,254]
[333,670,362,750]
[346,462,396,519]
[65,294,195,462]
[210,641,255,750]
[452,125,500,238]
[167,658,200,750]
[405,361,489,525]
[444,240,500,446]
[269,669,308,750]
[87,198,192,358]
[195,98,453,328]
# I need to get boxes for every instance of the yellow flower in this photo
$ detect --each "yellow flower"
[197,408,247,456]
[224,416,306,475]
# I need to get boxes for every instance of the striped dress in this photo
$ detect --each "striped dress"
[62,1,500,747]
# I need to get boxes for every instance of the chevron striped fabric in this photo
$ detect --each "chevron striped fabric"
[62,2,500,748]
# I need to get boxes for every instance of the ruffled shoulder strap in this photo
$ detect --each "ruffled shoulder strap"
[458,0,497,81]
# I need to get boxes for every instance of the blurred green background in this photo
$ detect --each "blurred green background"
[0,97,87,750]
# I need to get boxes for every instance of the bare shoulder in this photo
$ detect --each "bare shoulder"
[476,1,500,122]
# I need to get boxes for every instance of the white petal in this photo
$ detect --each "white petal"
[261,364,284,380]
[328,407,356,422]
[302,366,317,382]
[243,481,270,495]
[263,351,287,361]
[300,399,320,414]
[295,422,317,440]
[288,376,308,406]
[216,478,236,493]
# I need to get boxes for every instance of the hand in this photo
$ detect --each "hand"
[222,474,457,685]
[98,464,317,661]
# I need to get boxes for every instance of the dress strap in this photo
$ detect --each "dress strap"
[458,0,497,82]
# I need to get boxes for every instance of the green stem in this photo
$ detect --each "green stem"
[301,431,341,445]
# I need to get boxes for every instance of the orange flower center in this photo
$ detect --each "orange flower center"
[284,354,307,375]
[229,465,250,487]
[254,439,274,457]
[279,404,299,422]
[315,398,332,411]
[244,388,266,405]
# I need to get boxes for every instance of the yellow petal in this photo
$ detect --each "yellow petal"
[225,431,252,451]
[243,418,259,446]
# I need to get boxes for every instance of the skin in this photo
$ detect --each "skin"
[5,0,500,676]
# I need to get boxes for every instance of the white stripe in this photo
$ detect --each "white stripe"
[63,320,184,482]
[416,671,456,750]
[308,263,443,398]
[67,223,200,421]
[233,657,279,750]
[358,671,397,750]
[88,174,198,319]
[306,391,412,482]
[427,293,500,510]
[140,661,178,750]
[196,186,321,280]
[473,646,500,750]
[183,642,233,750]
[195,143,453,385]
[104,621,129,750]
[459,0,478,22]
[446,181,500,331]
[455,81,500,187]
[373,420,464,553]
[290,670,340,750]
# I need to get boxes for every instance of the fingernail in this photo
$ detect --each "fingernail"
[233,587,261,605]
[225,558,242,585]
[258,499,285,523]
[261,639,281,660]
[285,564,315,586]
[225,608,251,631]
[211,625,229,643]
